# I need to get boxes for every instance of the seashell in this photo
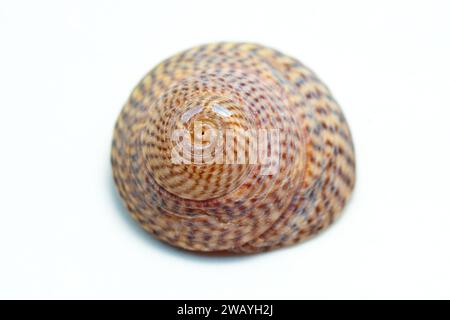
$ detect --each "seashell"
[111,43,355,253]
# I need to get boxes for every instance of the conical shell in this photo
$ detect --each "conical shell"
[111,43,355,253]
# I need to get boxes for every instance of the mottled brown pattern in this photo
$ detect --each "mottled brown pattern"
[111,43,355,253]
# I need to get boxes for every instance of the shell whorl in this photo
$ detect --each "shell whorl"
[111,43,355,253]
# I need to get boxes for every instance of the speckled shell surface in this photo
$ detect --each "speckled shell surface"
[111,43,355,253]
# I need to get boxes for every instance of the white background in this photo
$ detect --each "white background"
[1,0,449,299]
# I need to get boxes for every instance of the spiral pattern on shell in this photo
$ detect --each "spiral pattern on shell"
[111,43,355,253]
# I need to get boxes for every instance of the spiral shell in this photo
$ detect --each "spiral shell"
[111,43,355,253]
